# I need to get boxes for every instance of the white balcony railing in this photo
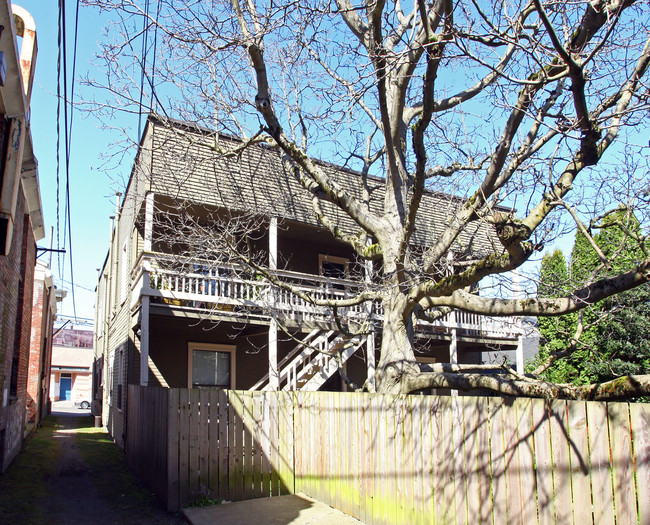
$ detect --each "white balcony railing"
[130,253,521,340]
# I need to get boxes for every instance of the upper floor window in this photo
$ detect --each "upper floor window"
[319,254,348,280]
[119,240,129,305]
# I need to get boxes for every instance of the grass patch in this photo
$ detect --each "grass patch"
[0,416,61,525]
[75,426,161,517]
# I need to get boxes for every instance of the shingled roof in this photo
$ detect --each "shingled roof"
[142,114,500,259]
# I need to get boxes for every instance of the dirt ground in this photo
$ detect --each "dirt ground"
[1,403,187,525]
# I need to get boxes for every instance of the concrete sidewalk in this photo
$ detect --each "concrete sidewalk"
[181,493,365,525]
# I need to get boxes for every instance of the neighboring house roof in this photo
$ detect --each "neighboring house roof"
[141,114,501,259]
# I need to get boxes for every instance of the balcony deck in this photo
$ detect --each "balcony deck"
[130,253,522,341]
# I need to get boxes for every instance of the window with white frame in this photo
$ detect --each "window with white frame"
[119,239,128,305]
[188,343,236,389]
[117,349,124,410]
[107,350,114,405]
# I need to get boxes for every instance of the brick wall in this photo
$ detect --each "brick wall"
[27,275,51,432]
[0,194,36,472]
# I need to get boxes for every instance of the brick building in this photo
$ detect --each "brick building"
[0,3,45,472]
[25,260,63,435]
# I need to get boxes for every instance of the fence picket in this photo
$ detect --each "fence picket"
[488,397,507,523]
[411,395,424,525]
[439,395,457,525]
[124,387,648,522]
[208,389,220,500]
[608,403,638,525]
[532,400,554,525]
[396,397,408,522]
[260,391,271,497]
[231,390,245,501]
[567,400,592,525]
[463,397,480,522]
[452,396,468,525]
[585,402,614,525]
[166,388,180,512]
[549,399,572,524]
[243,392,254,498]
[430,396,444,524]
[188,389,201,502]
[515,398,538,525]
[357,393,369,524]
[269,389,280,495]
[278,391,294,495]
[629,402,650,525]
[503,398,523,525]
[178,389,190,507]
[252,393,263,498]
[198,389,210,498]
[217,389,229,500]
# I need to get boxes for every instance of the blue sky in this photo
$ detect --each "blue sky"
[17,0,551,321]
[18,0,632,320]
[19,1,132,325]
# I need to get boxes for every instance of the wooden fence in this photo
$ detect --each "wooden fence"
[126,386,650,524]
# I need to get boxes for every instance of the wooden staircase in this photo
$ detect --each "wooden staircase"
[249,328,367,391]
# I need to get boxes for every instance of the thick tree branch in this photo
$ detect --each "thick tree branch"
[419,259,650,315]
[403,371,650,400]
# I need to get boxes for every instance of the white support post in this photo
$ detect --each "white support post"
[144,191,154,252]
[268,217,279,390]
[364,249,376,391]
[516,335,524,375]
[140,294,150,386]
[450,328,458,396]
[269,217,277,270]
[268,317,279,390]
[366,334,376,392]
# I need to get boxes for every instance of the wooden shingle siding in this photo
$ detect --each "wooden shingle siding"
[145,115,499,258]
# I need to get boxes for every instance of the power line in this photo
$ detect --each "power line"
[64,0,82,320]
[137,0,151,141]
[59,279,95,293]
[57,0,81,319]
[56,1,63,276]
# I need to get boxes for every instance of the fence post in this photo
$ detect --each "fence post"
[166,389,180,512]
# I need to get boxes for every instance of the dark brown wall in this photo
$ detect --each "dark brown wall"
[147,313,298,389]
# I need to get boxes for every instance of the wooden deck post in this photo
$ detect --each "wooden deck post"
[268,217,279,390]
[144,191,154,251]
[364,250,376,391]
[449,328,458,396]
[515,335,524,375]
[140,294,150,386]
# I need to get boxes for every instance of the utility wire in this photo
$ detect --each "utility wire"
[56,1,63,276]
[57,0,81,319]
[150,0,162,115]
[63,0,82,320]
[60,0,78,319]
[137,0,151,141]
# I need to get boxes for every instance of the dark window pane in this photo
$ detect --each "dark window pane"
[192,350,230,387]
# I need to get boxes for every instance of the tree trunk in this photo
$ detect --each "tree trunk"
[375,290,419,393]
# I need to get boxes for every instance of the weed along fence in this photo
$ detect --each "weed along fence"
[126,386,650,523]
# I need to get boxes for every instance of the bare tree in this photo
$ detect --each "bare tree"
[86,0,650,398]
